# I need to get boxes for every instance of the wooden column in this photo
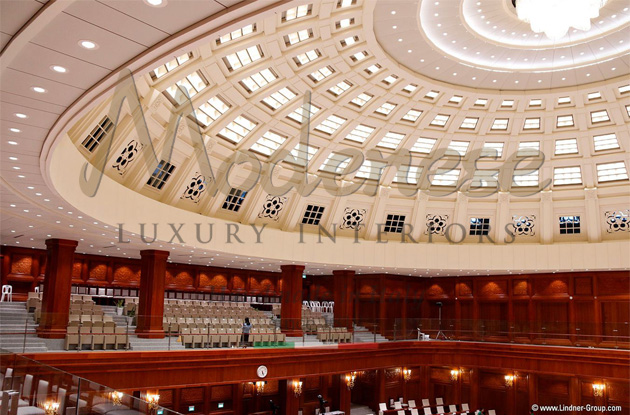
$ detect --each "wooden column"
[379,275,387,336]
[280,265,305,337]
[279,379,300,415]
[333,270,355,330]
[338,374,352,415]
[470,368,479,411]
[135,250,169,339]
[37,239,78,339]
[528,373,537,413]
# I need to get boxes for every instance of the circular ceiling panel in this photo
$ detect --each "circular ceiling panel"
[373,0,630,90]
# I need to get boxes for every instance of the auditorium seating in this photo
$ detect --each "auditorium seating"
[378,398,474,415]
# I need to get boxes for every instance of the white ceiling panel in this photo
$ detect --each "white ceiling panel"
[0,0,45,36]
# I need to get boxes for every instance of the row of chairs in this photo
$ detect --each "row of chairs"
[316,327,352,343]
[162,319,275,335]
[180,327,286,348]
[64,326,130,350]
[303,301,335,313]
[380,399,474,415]
[302,317,327,333]
[1,370,54,415]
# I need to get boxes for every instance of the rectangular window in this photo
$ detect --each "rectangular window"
[337,0,357,7]
[394,165,422,185]
[223,45,263,71]
[431,169,460,186]
[239,68,278,93]
[556,115,574,127]
[402,109,423,122]
[529,99,542,107]
[146,160,175,190]
[364,64,382,75]
[284,28,313,46]
[619,84,630,94]
[217,24,256,45]
[355,160,387,180]
[501,99,514,107]
[222,188,247,212]
[308,65,335,82]
[340,35,359,47]
[460,117,478,129]
[523,117,540,130]
[194,95,231,127]
[447,140,470,156]
[430,114,450,127]
[557,96,571,104]
[597,162,629,182]
[377,132,406,149]
[513,170,539,187]
[152,53,191,79]
[470,170,499,188]
[384,214,405,233]
[345,124,375,143]
[425,90,439,99]
[474,98,488,106]
[286,143,318,166]
[491,118,509,130]
[554,138,578,155]
[517,141,540,157]
[351,92,373,107]
[282,4,312,22]
[335,18,355,29]
[482,142,504,158]
[410,137,437,153]
[469,218,490,236]
[587,91,601,100]
[593,133,619,151]
[261,87,297,110]
[81,116,113,153]
[374,102,397,116]
[382,74,399,85]
[554,166,582,185]
[319,152,351,173]
[293,49,321,66]
[590,110,610,123]
[165,70,208,101]
[559,216,580,234]
[350,51,368,62]
[449,95,463,104]
[403,84,418,93]
[327,80,353,97]
[250,131,287,156]
[287,103,320,124]
[314,114,347,135]
[217,115,257,144]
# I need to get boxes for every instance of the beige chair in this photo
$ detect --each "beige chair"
[103,326,116,350]
[65,326,80,350]
[115,327,129,350]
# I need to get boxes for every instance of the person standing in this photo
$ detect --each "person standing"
[242,317,252,347]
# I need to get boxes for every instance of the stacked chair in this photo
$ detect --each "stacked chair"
[316,327,352,343]
[301,309,327,333]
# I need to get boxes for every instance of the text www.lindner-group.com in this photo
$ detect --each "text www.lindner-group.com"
[531,404,622,412]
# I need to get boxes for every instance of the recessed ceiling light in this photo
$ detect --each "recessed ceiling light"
[12,166,20,170]
[611,67,616,71]
[79,40,98,50]
[586,73,590,77]
[9,157,18,161]
[452,72,457,76]
[407,49,412,53]
[7,141,18,145]
[391,10,396,14]
[32,87,46,93]
[492,79,497,83]
[397,38,402,42]
[17,175,25,178]
[472,77,476,80]
[599,46,604,50]
[51,65,67,73]
[435,66,440,70]
[15,113,27,119]
[392,25,397,29]
[9,128,20,133]
[561,77,566,80]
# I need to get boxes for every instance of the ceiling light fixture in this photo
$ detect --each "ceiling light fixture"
[51,65,67,73]
[79,40,98,50]
[9,128,20,133]
[145,0,165,6]
[15,113,27,119]
[512,0,608,40]
[32,87,46,93]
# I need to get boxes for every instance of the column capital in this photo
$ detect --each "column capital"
[45,238,79,249]
[140,249,170,259]
[332,269,356,277]
[281,264,305,273]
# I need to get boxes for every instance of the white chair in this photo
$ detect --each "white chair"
[0,286,12,303]
[423,408,432,415]
[408,400,417,408]
[436,406,445,414]
[397,411,405,415]
[436,397,444,406]
[394,401,402,410]
[462,403,470,411]
[379,403,388,415]
[449,405,457,413]
[410,410,419,415]
[421,399,430,407]
[488,411,496,415]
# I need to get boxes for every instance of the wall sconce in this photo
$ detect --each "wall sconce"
[253,381,267,394]
[402,369,412,381]
[504,375,515,387]
[345,372,356,390]
[110,391,123,406]
[292,380,303,397]
[450,369,459,381]
[592,383,605,397]
[42,401,59,415]
[146,394,160,410]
